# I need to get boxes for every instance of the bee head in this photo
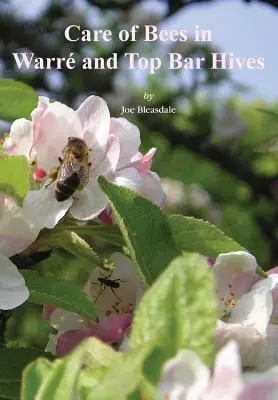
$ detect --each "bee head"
[67,137,89,159]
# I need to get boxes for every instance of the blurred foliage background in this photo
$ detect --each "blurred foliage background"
[0,0,277,271]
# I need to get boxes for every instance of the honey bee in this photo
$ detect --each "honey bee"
[48,137,91,202]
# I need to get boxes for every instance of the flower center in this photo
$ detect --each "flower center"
[219,283,239,321]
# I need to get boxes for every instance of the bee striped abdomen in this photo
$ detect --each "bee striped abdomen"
[55,172,80,202]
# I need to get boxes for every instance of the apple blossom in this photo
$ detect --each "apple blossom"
[4,96,165,229]
[158,340,278,400]
[212,251,278,371]
[44,252,145,355]
[0,195,39,310]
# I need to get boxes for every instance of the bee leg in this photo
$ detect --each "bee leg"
[110,287,121,301]
[45,167,59,188]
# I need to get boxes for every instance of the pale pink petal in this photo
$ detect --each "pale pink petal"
[213,251,260,316]
[204,341,243,400]
[229,282,273,336]
[0,196,39,257]
[31,96,49,144]
[268,267,278,275]
[130,147,156,173]
[93,134,120,177]
[266,273,278,325]
[3,119,33,158]
[240,366,278,400]
[69,178,107,221]
[23,186,73,229]
[141,171,166,208]
[110,117,140,169]
[114,167,142,192]
[266,324,278,366]
[239,381,278,400]
[88,313,132,343]
[77,95,110,167]
[34,101,83,171]
[0,253,29,310]
[48,308,88,332]
[56,329,91,357]
[158,349,210,400]
[56,314,132,357]
[215,323,272,371]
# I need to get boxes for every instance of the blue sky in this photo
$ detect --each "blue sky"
[7,0,278,101]
[169,0,278,101]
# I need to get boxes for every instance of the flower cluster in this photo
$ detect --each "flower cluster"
[4,95,165,229]
[1,94,164,309]
[159,340,278,399]
[2,94,278,398]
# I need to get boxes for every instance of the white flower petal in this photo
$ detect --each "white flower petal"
[70,178,107,221]
[48,308,88,332]
[23,186,73,229]
[45,334,58,355]
[0,196,39,257]
[204,341,243,399]
[158,349,210,400]
[114,167,142,192]
[243,364,278,386]
[141,171,166,207]
[213,251,258,282]
[86,253,144,319]
[240,365,278,400]
[93,134,120,177]
[77,96,110,166]
[35,101,83,170]
[110,117,141,169]
[230,284,273,336]
[3,119,33,159]
[0,253,29,310]
[266,324,278,366]
[213,251,259,315]
[215,323,272,371]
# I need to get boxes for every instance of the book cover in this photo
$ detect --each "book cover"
[0,1,277,398]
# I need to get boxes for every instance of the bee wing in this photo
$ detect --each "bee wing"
[78,153,90,187]
[58,152,81,181]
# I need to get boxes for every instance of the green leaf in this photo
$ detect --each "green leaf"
[130,254,217,382]
[168,215,245,256]
[22,270,97,321]
[59,223,125,247]
[4,303,53,349]
[37,230,102,266]
[98,177,180,284]
[21,359,54,400]
[78,342,154,400]
[22,338,119,400]
[0,79,37,121]
[0,155,29,204]
[257,108,278,122]
[0,348,53,400]
[34,249,94,286]
[0,382,20,399]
